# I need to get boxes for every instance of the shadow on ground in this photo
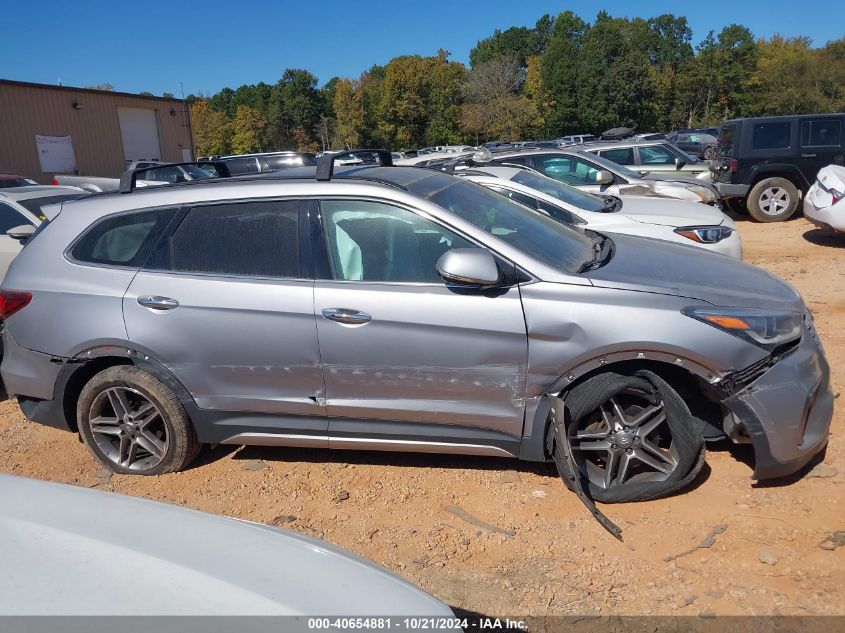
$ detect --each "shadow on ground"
[803,228,845,248]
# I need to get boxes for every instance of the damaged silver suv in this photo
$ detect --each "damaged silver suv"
[0,151,832,532]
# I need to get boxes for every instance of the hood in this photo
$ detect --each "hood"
[0,475,452,616]
[585,233,802,310]
[618,196,728,227]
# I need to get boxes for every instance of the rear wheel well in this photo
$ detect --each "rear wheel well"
[62,357,133,432]
[749,171,805,193]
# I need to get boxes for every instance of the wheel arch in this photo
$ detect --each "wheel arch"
[57,345,198,433]
[748,166,808,192]
[519,355,725,462]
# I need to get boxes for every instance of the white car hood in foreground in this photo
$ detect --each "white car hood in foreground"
[0,475,452,616]
[616,196,729,226]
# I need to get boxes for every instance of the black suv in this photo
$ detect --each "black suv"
[711,113,845,221]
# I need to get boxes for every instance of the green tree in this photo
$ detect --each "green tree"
[230,105,267,154]
[162,92,175,99]
[267,69,324,150]
[470,15,552,68]
[424,54,468,145]
[540,11,587,134]
[191,99,231,156]
[333,78,364,148]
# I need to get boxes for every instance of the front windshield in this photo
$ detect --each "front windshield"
[18,193,87,219]
[422,179,595,274]
[511,170,608,212]
[578,151,640,180]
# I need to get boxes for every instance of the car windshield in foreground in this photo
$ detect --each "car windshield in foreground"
[18,193,87,218]
[511,170,608,213]
[578,152,640,180]
[424,179,596,274]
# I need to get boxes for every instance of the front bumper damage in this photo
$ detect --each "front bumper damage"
[721,329,833,480]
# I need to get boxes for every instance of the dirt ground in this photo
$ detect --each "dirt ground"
[1,215,843,618]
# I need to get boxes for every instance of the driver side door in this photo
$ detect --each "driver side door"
[312,198,529,446]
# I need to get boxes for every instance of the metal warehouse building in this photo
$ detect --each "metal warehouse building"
[0,79,194,184]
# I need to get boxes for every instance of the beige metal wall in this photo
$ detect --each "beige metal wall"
[0,80,193,184]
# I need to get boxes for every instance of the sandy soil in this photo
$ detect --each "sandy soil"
[0,215,843,617]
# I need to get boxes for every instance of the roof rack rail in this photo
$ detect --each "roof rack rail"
[316,149,392,181]
[119,161,232,194]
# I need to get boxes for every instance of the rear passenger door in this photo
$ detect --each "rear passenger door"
[123,199,327,437]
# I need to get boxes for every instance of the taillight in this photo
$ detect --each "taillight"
[51,178,58,185]
[0,291,32,320]
[727,159,738,171]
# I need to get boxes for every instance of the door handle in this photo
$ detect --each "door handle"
[801,153,817,158]
[321,308,371,325]
[137,295,179,310]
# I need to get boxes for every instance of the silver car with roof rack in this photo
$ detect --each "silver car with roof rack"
[0,150,831,537]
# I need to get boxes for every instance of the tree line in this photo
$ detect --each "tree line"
[187,10,845,156]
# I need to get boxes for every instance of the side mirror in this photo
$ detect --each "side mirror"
[7,225,36,241]
[675,157,686,170]
[593,170,613,185]
[436,248,500,287]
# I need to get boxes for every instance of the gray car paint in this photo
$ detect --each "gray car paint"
[0,168,832,480]
[0,474,452,615]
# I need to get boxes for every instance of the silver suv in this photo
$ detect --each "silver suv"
[0,152,832,512]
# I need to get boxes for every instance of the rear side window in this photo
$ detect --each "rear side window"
[752,122,791,150]
[147,201,300,278]
[71,207,177,267]
[801,119,842,147]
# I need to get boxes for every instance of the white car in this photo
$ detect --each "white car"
[804,164,845,233]
[0,474,453,616]
[0,185,87,281]
[456,165,742,258]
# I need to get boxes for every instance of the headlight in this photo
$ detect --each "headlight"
[685,184,716,202]
[674,225,733,244]
[683,307,803,350]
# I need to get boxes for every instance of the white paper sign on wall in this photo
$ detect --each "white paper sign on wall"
[36,135,77,173]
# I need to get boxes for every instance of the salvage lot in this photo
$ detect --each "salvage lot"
[0,216,842,617]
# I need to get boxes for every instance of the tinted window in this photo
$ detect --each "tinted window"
[71,207,176,267]
[536,198,576,224]
[598,148,635,165]
[534,155,599,185]
[149,201,300,278]
[719,125,736,157]
[801,120,842,147]
[752,122,792,150]
[486,185,540,210]
[638,145,675,165]
[321,200,472,283]
[0,202,31,232]
[221,158,260,175]
[0,178,37,188]
[492,155,528,166]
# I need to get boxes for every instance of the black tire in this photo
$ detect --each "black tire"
[703,146,717,161]
[77,365,201,475]
[747,177,799,222]
[554,370,704,503]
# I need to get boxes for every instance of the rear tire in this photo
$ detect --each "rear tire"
[747,177,799,222]
[555,371,704,503]
[77,366,200,475]
[703,146,717,160]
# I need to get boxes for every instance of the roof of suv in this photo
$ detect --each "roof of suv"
[577,139,674,150]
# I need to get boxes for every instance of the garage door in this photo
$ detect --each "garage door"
[118,107,162,162]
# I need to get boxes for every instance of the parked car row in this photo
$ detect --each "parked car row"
[0,150,832,539]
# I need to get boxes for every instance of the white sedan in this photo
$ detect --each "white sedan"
[804,164,845,233]
[456,165,742,258]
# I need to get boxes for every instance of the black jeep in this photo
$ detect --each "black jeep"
[710,113,845,221]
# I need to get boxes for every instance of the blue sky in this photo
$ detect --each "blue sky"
[2,1,841,96]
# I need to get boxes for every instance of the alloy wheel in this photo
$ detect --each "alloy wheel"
[759,187,791,216]
[569,387,680,490]
[87,387,168,471]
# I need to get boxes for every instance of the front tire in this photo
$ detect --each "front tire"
[747,177,799,222]
[556,371,704,503]
[77,366,200,475]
